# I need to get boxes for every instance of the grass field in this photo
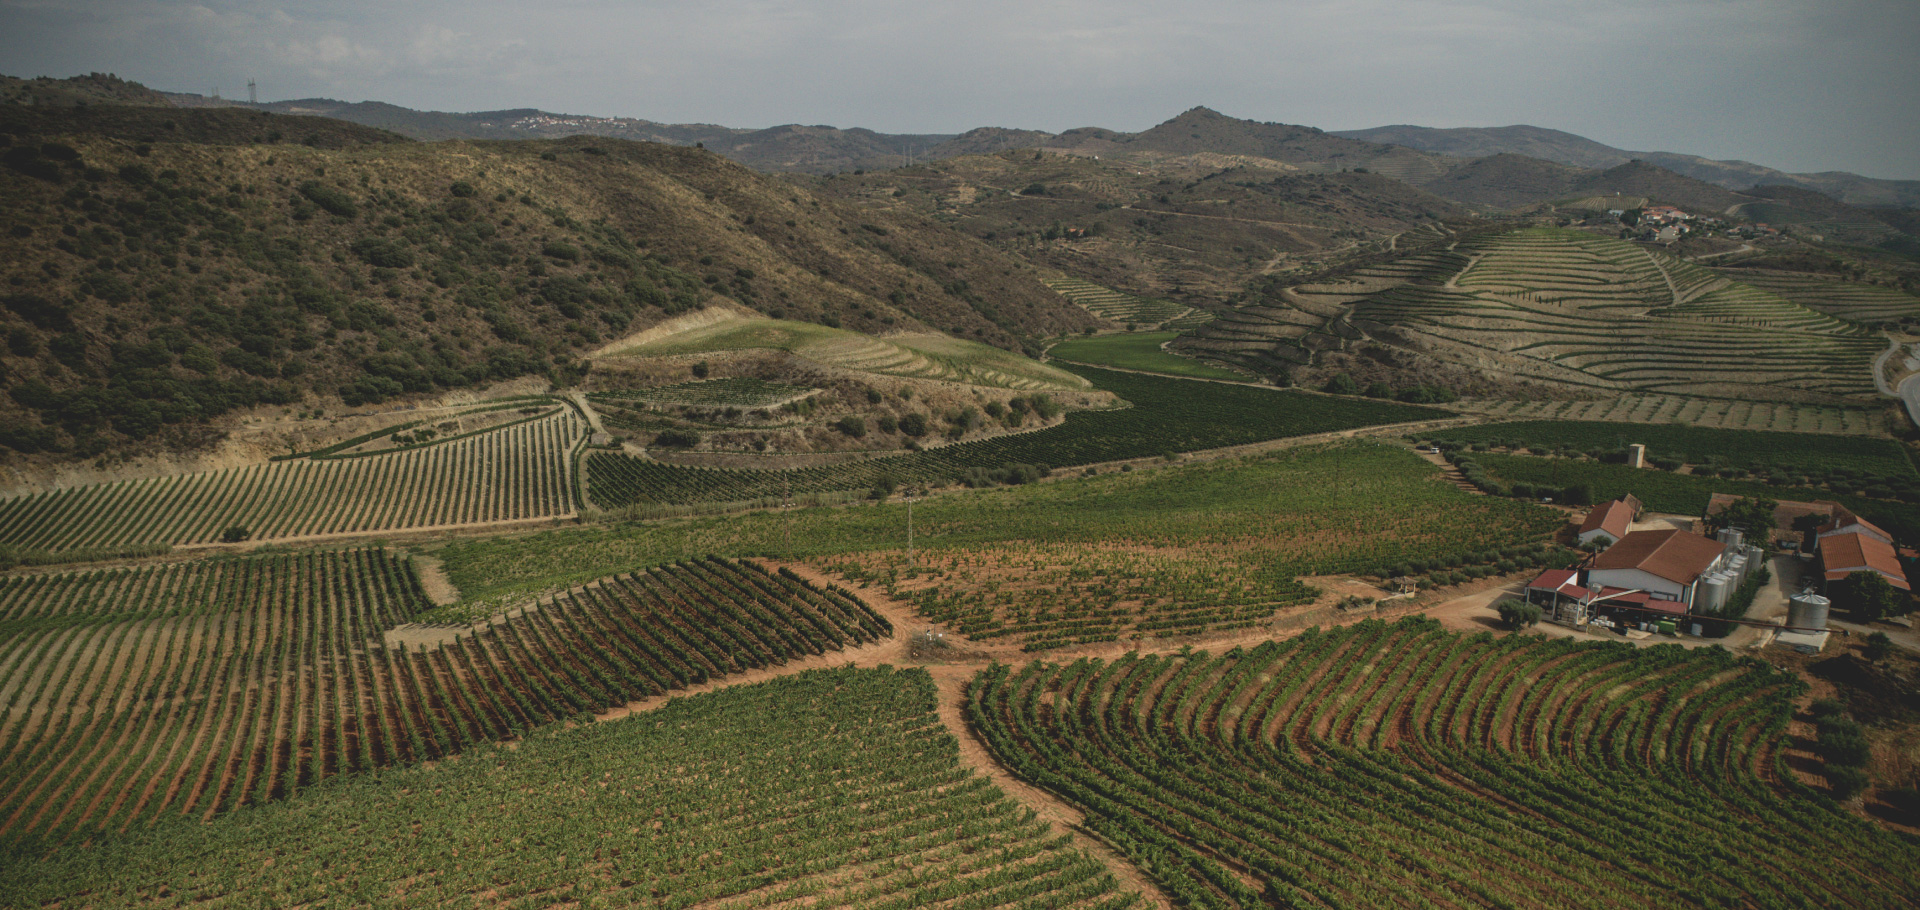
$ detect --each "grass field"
[1048,332,1250,381]
[445,444,1563,645]
[971,618,1919,909]
[5,666,1139,909]
[585,365,1446,509]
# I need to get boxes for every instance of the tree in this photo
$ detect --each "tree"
[1838,571,1903,623]
[1706,496,1776,538]
[1363,381,1392,399]
[1864,631,1894,662]
[220,525,250,543]
[691,361,710,379]
[1495,599,1543,629]
[1560,483,1595,507]
[835,416,867,438]
[1323,374,1360,396]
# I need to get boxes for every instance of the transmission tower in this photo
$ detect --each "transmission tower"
[247,79,257,104]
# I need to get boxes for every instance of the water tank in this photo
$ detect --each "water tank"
[1701,573,1731,612]
[1718,527,1745,551]
[1746,545,1766,568]
[1787,593,1831,631]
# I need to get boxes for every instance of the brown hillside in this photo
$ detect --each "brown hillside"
[0,73,171,108]
[811,150,1470,303]
[1419,153,1587,209]
[0,108,1093,463]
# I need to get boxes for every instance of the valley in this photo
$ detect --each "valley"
[2,72,1919,909]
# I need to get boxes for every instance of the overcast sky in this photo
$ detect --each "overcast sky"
[3,0,1917,179]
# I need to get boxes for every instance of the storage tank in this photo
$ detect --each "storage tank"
[1700,573,1731,612]
[1787,593,1831,631]
[1717,527,1745,551]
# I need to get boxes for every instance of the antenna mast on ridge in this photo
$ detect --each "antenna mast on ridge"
[247,79,257,104]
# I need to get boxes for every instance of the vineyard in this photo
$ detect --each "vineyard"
[1721,269,1920,324]
[1048,332,1250,381]
[610,312,1090,392]
[1451,394,1894,436]
[1466,452,1920,540]
[0,550,888,837]
[589,377,818,410]
[818,445,1562,649]
[1186,227,1889,401]
[446,442,1565,609]
[1042,275,1206,329]
[8,666,1139,909]
[586,366,1446,508]
[1423,419,1920,482]
[0,409,589,552]
[969,617,1920,909]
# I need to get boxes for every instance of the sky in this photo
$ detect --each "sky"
[2,0,1917,180]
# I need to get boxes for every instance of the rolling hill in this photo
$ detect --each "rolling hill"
[1335,123,1920,209]
[0,104,1096,468]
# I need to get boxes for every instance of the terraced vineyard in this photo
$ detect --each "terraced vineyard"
[0,409,589,552]
[0,551,887,836]
[590,377,818,410]
[1189,228,1887,401]
[970,617,1919,909]
[9,667,1138,909]
[1720,270,1920,324]
[1043,275,1206,328]
[586,366,1446,509]
[610,311,1089,391]
[1453,394,1894,435]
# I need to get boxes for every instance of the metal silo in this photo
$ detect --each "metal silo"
[1787,593,1831,631]
[1700,573,1731,612]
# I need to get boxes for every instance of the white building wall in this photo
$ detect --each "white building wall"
[1585,567,1689,603]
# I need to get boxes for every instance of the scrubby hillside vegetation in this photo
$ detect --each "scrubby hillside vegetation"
[0,105,1095,462]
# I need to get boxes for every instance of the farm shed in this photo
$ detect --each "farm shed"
[1819,531,1910,592]
[1587,529,1729,609]
[1524,569,1593,624]
[1577,498,1637,547]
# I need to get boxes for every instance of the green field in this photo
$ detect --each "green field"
[971,618,1917,909]
[1424,420,1919,487]
[1049,332,1250,380]
[1451,394,1894,436]
[5,666,1138,909]
[587,365,1445,508]
[445,444,1564,644]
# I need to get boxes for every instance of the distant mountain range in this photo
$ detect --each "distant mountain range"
[147,88,1918,209]
[1331,124,1920,209]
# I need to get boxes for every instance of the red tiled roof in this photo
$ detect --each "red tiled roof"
[1590,529,1724,585]
[1525,570,1591,600]
[1821,532,1911,591]
[1819,513,1893,543]
[1579,500,1634,540]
